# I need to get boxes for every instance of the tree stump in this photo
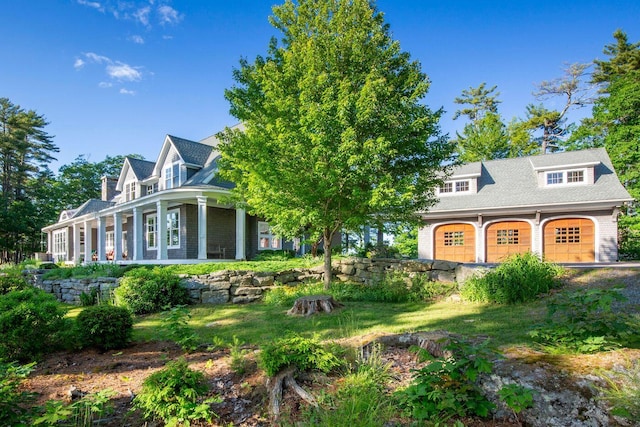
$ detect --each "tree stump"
[287,294,343,316]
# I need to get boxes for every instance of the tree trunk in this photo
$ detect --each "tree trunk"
[287,295,343,316]
[323,228,333,290]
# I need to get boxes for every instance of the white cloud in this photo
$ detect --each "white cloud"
[84,52,111,64]
[119,88,136,95]
[77,0,104,12]
[129,34,145,44]
[98,82,113,88]
[107,63,142,81]
[162,34,173,40]
[133,6,151,26]
[158,5,182,25]
[74,58,86,69]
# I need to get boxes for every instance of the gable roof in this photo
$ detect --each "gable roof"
[168,135,214,167]
[127,157,155,180]
[425,148,632,215]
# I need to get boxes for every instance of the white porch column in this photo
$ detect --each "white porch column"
[132,207,143,261]
[156,200,168,260]
[97,216,106,261]
[235,207,246,260]
[84,220,92,263]
[113,212,122,261]
[197,196,208,260]
[47,231,52,255]
[73,223,82,265]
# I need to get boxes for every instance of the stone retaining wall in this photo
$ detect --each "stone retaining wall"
[30,257,463,305]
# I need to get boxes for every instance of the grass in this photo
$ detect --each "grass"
[132,295,546,349]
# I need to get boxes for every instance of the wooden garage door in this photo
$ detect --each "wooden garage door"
[486,221,531,262]
[543,218,595,262]
[434,223,475,263]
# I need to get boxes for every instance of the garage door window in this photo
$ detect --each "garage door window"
[555,227,580,243]
[444,231,464,246]
[496,229,519,245]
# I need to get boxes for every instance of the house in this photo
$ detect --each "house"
[417,148,633,263]
[42,128,301,264]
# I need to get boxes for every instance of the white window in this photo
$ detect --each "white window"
[164,162,181,189]
[105,231,114,252]
[52,229,67,261]
[124,182,136,202]
[147,215,157,249]
[167,210,180,248]
[545,169,586,186]
[439,180,470,194]
[258,221,281,250]
[147,183,158,195]
[146,211,180,249]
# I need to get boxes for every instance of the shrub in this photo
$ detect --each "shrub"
[79,287,99,306]
[397,338,496,421]
[162,305,199,352]
[0,273,29,295]
[461,252,561,304]
[259,333,342,377]
[133,359,220,426]
[114,267,189,314]
[252,249,295,261]
[0,360,37,426]
[0,288,68,361]
[529,287,640,353]
[77,304,133,351]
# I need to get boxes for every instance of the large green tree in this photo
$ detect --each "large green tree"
[0,98,58,261]
[52,154,136,211]
[219,0,451,288]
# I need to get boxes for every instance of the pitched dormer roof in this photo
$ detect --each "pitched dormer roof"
[127,157,155,180]
[425,148,632,214]
[168,135,214,167]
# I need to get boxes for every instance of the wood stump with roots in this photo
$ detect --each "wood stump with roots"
[267,330,464,420]
[287,294,343,316]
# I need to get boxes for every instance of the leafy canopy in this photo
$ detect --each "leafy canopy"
[218,0,451,286]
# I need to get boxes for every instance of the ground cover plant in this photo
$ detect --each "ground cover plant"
[13,267,640,426]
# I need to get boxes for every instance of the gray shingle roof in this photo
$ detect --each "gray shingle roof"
[183,154,235,189]
[168,135,214,167]
[127,157,155,180]
[72,199,115,218]
[428,148,632,214]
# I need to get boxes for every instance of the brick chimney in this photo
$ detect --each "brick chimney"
[101,176,119,201]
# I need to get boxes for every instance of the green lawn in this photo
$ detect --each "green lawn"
[132,297,546,350]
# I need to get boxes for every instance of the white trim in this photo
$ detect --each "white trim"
[166,209,180,249]
[531,160,599,172]
[544,168,587,187]
[52,229,68,262]
[438,179,471,196]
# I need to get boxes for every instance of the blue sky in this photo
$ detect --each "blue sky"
[1,1,638,172]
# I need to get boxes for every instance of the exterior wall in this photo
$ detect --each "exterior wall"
[206,206,236,258]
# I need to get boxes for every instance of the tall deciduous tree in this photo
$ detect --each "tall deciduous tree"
[219,0,451,288]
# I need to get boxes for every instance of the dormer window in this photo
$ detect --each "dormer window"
[147,183,158,195]
[439,179,471,195]
[545,169,586,186]
[165,162,181,189]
